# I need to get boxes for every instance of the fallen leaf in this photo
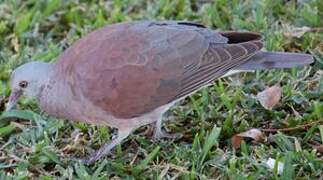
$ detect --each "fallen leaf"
[308,140,323,153]
[265,158,284,174]
[257,85,282,110]
[232,128,265,149]
[312,145,323,153]
[232,136,243,149]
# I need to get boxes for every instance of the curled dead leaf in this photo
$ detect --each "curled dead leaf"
[232,128,265,149]
[257,85,282,110]
[312,145,323,153]
[309,142,323,153]
[232,136,243,149]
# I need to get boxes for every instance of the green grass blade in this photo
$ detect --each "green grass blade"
[0,110,36,121]
[132,146,160,175]
[282,152,295,180]
[199,126,221,166]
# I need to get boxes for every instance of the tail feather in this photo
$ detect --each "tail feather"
[235,51,314,70]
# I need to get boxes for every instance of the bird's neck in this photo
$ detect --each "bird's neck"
[36,64,55,100]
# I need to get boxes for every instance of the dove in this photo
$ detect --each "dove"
[6,21,314,164]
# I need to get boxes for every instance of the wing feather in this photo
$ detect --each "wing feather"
[177,41,262,99]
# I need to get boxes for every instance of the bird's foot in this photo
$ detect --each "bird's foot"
[82,128,132,165]
[153,130,182,140]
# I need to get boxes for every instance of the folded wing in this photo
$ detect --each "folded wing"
[57,21,263,118]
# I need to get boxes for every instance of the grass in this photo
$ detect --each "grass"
[0,0,322,179]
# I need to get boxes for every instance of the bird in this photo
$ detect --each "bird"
[6,21,314,164]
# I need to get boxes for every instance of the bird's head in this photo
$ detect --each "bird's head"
[6,61,53,111]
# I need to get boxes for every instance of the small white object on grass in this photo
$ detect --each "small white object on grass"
[265,158,284,174]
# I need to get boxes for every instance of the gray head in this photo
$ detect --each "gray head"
[6,61,53,111]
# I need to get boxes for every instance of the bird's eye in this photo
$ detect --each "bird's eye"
[19,81,28,88]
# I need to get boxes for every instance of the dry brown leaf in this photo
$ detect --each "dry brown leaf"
[257,85,282,110]
[232,136,243,149]
[232,128,265,149]
[311,145,323,153]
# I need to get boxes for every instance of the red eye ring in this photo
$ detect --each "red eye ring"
[19,81,28,88]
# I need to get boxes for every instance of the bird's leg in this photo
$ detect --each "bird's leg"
[153,117,181,139]
[85,127,132,164]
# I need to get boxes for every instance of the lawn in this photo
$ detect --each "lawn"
[0,0,322,179]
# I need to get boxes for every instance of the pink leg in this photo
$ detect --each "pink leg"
[153,117,181,139]
[85,127,133,164]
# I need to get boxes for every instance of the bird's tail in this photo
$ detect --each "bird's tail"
[235,51,314,70]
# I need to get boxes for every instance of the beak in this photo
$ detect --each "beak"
[5,89,22,111]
